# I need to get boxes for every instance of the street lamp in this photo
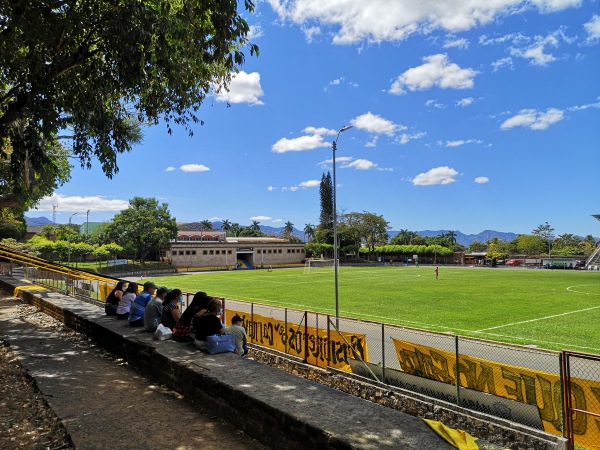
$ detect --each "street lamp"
[332,125,352,327]
[67,212,78,265]
[86,209,91,238]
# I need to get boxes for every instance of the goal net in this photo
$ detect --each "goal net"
[304,259,336,274]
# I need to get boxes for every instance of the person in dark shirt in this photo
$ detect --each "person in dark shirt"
[160,289,182,330]
[194,298,224,350]
[172,291,212,342]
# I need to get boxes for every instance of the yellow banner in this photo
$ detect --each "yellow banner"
[226,309,368,372]
[392,339,600,448]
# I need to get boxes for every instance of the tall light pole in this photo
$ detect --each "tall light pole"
[86,209,91,238]
[332,125,352,328]
[67,212,78,265]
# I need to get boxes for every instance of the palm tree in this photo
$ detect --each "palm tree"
[283,221,294,240]
[250,220,260,232]
[304,223,315,243]
[231,223,240,237]
[221,219,231,236]
[199,219,212,240]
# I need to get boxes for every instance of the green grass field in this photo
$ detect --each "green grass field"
[148,266,600,353]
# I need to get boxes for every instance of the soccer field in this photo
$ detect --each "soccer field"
[150,266,600,353]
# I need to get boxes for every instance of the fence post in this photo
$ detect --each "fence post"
[285,308,288,356]
[381,323,386,382]
[455,334,460,405]
[250,303,254,345]
[559,352,566,442]
[327,315,331,369]
[303,311,308,364]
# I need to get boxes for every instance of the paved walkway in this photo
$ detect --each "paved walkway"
[0,296,266,450]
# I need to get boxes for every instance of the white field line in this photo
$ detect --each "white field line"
[476,285,600,332]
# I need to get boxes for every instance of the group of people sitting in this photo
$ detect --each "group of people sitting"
[104,280,248,356]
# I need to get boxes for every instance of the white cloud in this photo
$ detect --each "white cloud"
[289,186,299,192]
[303,126,336,136]
[33,194,129,213]
[215,71,265,105]
[475,177,490,184]
[500,108,564,130]
[390,54,477,95]
[584,15,600,42]
[341,158,377,170]
[567,99,600,111]
[267,186,276,192]
[165,166,176,172]
[456,97,474,107]
[426,99,446,109]
[248,25,264,40]
[412,166,459,186]
[272,133,330,153]
[397,132,426,145]
[443,139,482,147]
[351,112,401,136]
[510,35,558,66]
[491,57,514,71]
[302,26,321,43]
[531,0,582,13]
[180,164,210,172]
[250,216,272,221]
[298,180,320,188]
[269,1,575,44]
[443,37,469,49]
[272,219,283,223]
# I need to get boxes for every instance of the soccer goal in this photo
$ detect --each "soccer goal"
[303,259,336,274]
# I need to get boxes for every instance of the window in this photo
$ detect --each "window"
[192,250,196,255]
[209,250,214,255]
[178,251,184,255]
[186,250,190,255]
[203,250,208,255]
[228,250,232,255]
[278,249,282,253]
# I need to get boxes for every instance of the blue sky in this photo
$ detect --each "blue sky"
[30,0,600,237]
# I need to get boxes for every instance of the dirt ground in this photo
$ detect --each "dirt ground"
[0,295,267,450]
[0,342,72,449]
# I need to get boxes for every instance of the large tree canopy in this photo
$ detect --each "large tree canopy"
[0,0,258,214]
[104,197,178,265]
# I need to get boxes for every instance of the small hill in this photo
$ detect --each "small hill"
[24,216,54,226]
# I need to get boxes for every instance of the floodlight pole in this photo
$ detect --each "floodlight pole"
[67,212,78,265]
[332,125,352,328]
[86,209,91,239]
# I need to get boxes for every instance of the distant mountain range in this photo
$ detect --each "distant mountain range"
[25,216,518,246]
[24,216,54,227]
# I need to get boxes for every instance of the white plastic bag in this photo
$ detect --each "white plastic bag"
[155,324,173,341]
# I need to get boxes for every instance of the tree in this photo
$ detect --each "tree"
[468,241,488,252]
[221,219,232,236]
[513,234,546,255]
[317,172,334,244]
[390,229,417,245]
[0,0,258,215]
[340,211,390,257]
[0,132,71,237]
[104,197,177,265]
[199,219,213,240]
[532,222,555,256]
[303,223,315,243]
[250,220,261,232]
[283,221,294,239]
[231,223,241,237]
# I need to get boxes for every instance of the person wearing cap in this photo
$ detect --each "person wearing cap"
[225,315,248,356]
[144,286,169,332]
[128,281,157,327]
